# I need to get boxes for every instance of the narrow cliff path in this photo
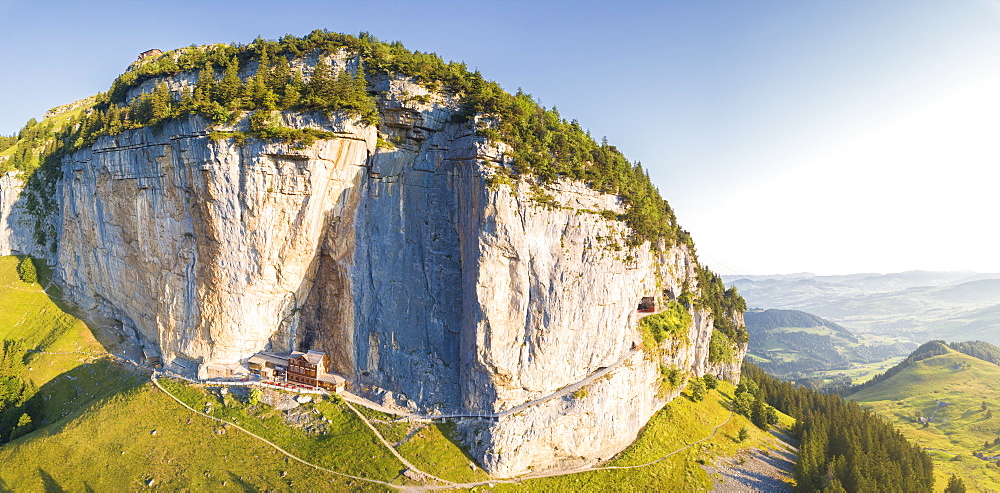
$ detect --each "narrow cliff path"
[341,307,665,422]
[410,408,736,491]
[147,304,725,491]
[340,347,639,422]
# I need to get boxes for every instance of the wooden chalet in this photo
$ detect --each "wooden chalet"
[139,347,161,368]
[638,296,656,312]
[136,49,163,62]
[248,349,346,392]
[248,352,289,379]
[317,373,347,393]
[287,349,330,387]
[204,362,250,380]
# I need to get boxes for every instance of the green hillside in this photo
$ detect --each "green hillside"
[745,309,914,389]
[849,347,1000,491]
[1,367,788,490]
[0,255,137,444]
[0,256,785,490]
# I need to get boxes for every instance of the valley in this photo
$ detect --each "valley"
[728,272,1000,346]
[0,22,988,491]
[734,271,1000,490]
[743,308,915,390]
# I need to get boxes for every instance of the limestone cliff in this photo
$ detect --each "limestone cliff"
[0,46,746,477]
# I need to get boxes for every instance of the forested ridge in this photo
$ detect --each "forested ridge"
[949,340,1000,367]
[848,340,1000,396]
[0,30,746,345]
[1,30,689,249]
[742,362,935,492]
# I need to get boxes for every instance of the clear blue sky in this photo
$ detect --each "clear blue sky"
[2,1,998,275]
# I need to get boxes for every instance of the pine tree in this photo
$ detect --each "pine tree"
[826,478,848,493]
[751,397,769,429]
[103,104,120,135]
[688,377,706,402]
[194,63,216,109]
[737,426,749,442]
[945,474,967,493]
[16,256,37,284]
[703,373,718,390]
[305,59,335,108]
[0,340,27,377]
[269,56,291,92]
[733,391,754,416]
[9,413,33,440]
[149,82,173,122]
[281,71,304,108]
[215,59,242,106]
[244,73,271,110]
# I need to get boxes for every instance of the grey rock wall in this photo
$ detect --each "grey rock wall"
[55,114,373,373]
[0,65,746,477]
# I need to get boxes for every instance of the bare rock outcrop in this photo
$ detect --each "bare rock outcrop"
[0,61,745,477]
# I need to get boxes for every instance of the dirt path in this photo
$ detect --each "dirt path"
[146,306,726,491]
[156,370,739,491]
[150,372,409,491]
[339,398,456,486]
[704,429,798,492]
[410,409,736,491]
[339,347,639,423]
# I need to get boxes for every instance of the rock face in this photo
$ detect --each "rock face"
[0,60,746,476]
[56,113,374,372]
[0,172,50,260]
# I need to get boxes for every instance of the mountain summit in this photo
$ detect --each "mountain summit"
[0,31,746,476]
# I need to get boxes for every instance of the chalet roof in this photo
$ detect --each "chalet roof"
[141,347,160,358]
[249,352,288,367]
[318,373,346,385]
[304,349,326,365]
[135,49,163,63]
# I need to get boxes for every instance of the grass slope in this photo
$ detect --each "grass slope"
[0,256,137,437]
[0,382,392,490]
[849,348,1000,491]
[1,255,789,489]
[3,365,792,490]
[493,381,795,491]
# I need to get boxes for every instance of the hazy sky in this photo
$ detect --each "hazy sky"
[1,1,998,275]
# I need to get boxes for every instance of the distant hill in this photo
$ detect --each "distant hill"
[848,345,1000,491]
[744,309,915,386]
[726,271,1000,345]
[745,309,855,339]
[950,340,1000,366]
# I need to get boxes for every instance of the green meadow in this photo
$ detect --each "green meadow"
[849,348,1000,491]
[0,255,790,490]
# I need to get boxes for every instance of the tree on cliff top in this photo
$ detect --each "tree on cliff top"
[8,31,744,327]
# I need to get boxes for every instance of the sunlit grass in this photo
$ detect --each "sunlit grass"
[493,381,792,491]
[850,349,1000,491]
